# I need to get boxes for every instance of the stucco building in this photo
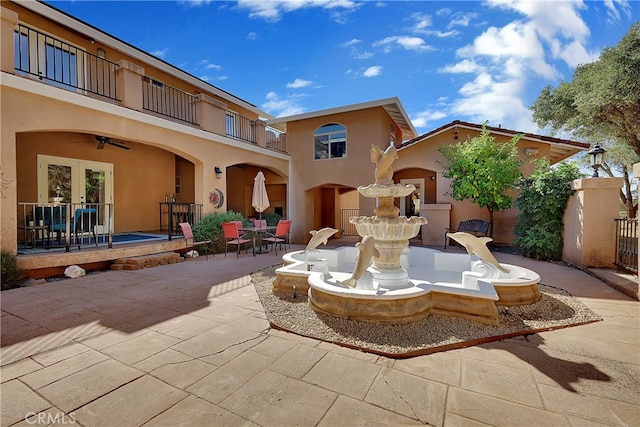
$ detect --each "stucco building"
[1,1,589,273]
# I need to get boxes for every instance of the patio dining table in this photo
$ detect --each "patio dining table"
[240,225,276,255]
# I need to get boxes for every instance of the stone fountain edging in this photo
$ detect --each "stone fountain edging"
[273,247,542,326]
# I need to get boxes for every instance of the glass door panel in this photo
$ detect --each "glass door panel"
[38,155,113,231]
[47,164,72,201]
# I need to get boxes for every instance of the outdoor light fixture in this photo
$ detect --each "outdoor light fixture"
[524,147,539,156]
[453,127,458,140]
[214,166,223,179]
[588,144,606,177]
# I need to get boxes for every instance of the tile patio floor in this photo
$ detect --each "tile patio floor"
[1,244,639,426]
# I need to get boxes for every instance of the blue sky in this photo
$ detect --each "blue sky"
[47,0,638,137]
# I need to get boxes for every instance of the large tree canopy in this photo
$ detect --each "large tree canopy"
[438,123,523,233]
[530,23,640,155]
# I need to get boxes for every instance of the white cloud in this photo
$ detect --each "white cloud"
[604,0,632,24]
[436,0,609,131]
[449,12,477,28]
[439,59,483,74]
[236,0,360,22]
[262,91,307,117]
[246,32,258,40]
[353,50,374,59]
[199,75,228,82]
[411,109,447,129]
[340,38,361,48]
[410,12,432,33]
[178,0,212,6]
[373,36,434,53]
[205,63,222,70]
[151,48,168,58]
[287,78,313,89]
[363,66,382,77]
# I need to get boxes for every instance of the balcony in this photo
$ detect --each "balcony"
[10,23,287,154]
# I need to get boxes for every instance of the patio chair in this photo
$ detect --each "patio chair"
[263,219,291,255]
[178,222,213,260]
[252,219,267,228]
[222,222,251,258]
[231,220,245,231]
[49,207,97,247]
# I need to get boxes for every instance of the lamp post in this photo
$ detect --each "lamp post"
[588,144,606,177]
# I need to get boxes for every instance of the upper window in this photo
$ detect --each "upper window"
[314,123,347,160]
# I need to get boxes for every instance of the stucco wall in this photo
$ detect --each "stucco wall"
[563,177,623,268]
[1,77,289,251]
[286,107,395,243]
[396,127,545,244]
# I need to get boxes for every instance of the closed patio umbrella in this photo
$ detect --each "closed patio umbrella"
[252,171,270,221]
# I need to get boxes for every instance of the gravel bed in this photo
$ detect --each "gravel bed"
[251,267,602,357]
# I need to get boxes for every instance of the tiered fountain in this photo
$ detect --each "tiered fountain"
[273,144,540,325]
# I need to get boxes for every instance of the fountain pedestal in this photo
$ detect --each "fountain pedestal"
[350,183,427,290]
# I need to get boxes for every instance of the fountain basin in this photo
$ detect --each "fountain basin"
[273,246,541,325]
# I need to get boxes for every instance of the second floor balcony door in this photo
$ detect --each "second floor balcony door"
[37,155,114,230]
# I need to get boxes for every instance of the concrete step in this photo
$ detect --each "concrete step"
[110,252,184,270]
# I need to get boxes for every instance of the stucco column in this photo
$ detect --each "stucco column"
[1,7,18,74]
[421,203,451,246]
[255,119,267,148]
[194,93,227,135]
[562,177,623,268]
[115,60,144,111]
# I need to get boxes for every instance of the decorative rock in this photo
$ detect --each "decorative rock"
[64,265,85,278]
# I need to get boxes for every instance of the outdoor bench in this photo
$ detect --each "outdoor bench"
[444,219,491,249]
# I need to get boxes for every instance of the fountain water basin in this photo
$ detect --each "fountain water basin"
[272,143,540,326]
[273,246,541,326]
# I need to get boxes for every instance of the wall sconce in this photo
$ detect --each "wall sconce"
[97,48,106,58]
[524,147,539,156]
[429,176,436,181]
[588,144,606,177]
[214,166,223,179]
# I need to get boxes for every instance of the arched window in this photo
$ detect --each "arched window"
[314,123,347,160]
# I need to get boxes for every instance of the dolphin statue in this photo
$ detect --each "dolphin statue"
[446,232,510,274]
[370,144,398,185]
[342,235,380,288]
[303,227,339,253]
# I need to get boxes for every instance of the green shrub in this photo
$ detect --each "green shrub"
[514,159,584,260]
[1,250,24,291]
[193,211,249,253]
[262,212,282,226]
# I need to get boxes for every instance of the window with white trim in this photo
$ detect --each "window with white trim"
[314,123,347,160]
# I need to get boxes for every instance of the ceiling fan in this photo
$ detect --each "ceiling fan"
[95,135,130,150]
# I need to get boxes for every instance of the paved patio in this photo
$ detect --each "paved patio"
[1,245,639,426]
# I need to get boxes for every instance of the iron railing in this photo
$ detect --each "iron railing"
[226,111,256,143]
[14,25,288,153]
[142,76,198,124]
[341,209,360,236]
[18,202,114,252]
[266,126,287,152]
[159,202,204,240]
[14,24,119,101]
[615,218,638,273]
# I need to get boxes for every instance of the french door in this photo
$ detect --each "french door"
[37,155,113,230]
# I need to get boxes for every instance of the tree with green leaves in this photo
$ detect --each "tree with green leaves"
[438,122,523,235]
[530,23,640,217]
[515,159,584,260]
